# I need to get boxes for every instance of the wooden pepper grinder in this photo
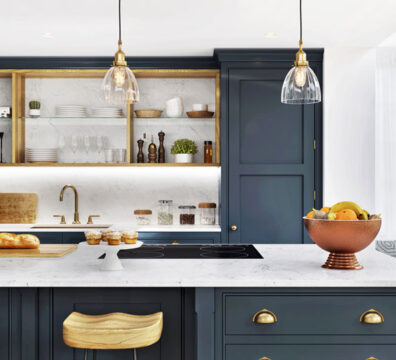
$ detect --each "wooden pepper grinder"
[148,135,157,163]
[137,139,144,163]
[158,130,165,163]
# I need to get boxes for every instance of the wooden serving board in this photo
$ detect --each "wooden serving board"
[0,244,77,257]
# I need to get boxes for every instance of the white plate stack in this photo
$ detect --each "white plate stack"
[90,107,124,118]
[26,148,58,163]
[56,105,87,118]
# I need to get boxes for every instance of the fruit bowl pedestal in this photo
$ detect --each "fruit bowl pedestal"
[304,218,382,270]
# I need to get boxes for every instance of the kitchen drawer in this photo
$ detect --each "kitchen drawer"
[225,294,396,335]
[225,344,396,360]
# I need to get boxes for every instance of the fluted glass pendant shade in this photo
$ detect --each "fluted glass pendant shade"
[102,58,140,105]
[102,0,139,105]
[281,64,321,104]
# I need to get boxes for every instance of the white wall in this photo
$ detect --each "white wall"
[323,47,376,211]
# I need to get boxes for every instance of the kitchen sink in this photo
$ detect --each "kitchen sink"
[31,224,112,229]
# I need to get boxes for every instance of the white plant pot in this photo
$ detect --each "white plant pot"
[174,153,193,163]
[29,109,40,118]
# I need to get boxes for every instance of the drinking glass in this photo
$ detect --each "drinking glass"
[71,135,79,163]
[96,136,104,163]
[113,149,126,163]
[83,136,90,163]
[104,149,113,163]
[57,135,66,163]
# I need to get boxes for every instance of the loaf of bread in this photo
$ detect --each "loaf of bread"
[0,233,40,249]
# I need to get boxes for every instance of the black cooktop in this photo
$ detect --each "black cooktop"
[102,245,263,259]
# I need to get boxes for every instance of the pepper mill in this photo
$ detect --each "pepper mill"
[148,135,157,163]
[158,130,165,163]
[137,139,144,163]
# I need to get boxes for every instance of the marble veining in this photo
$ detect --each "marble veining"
[0,243,395,287]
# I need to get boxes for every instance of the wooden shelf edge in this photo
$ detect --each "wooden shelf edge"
[0,163,221,167]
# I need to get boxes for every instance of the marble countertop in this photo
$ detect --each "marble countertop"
[0,243,396,287]
[0,224,221,233]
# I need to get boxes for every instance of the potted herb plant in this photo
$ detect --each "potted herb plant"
[29,101,41,118]
[171,138,198,163]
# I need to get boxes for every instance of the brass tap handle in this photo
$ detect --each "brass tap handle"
[53,215,66,224]
[231,225,238,231]
[87,215,100,225]
[253,309,277,324]
[360,309,384,324]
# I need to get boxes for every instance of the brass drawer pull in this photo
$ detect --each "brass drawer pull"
[259,358,272,360]
[366,357,378,360]
[253,309,277,324]
[360,309,384,324]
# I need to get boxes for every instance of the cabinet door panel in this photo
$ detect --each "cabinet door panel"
[228,68,316,244]
[52,288,182,360]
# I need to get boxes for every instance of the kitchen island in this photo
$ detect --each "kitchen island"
[1,243,396,360]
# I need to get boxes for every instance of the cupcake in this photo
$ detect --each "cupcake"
[85,230,101,245]
[122,230,138,244]
[101,229,114,242]
[107,231,122,245]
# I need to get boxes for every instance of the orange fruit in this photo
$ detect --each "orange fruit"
[320,207,330,213]
[306,210,314,219]
[336,209,358,220]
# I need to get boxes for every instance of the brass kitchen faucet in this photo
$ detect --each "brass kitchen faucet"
[59,185,80,224]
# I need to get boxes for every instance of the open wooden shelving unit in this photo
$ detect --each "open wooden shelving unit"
[0,68,220,167]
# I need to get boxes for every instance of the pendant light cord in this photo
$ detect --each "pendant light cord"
[299,0,303,42]
[118,0,122,42]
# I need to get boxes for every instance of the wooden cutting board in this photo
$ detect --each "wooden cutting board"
[0,244,77,257]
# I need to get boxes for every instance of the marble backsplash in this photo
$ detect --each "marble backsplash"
[0,166,221,225]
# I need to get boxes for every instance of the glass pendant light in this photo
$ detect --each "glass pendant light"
[102,0,139,105]
[281,0,321,104]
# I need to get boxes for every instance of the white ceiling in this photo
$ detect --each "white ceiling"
[2,0,396,56]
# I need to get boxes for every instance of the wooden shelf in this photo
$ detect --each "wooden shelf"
[0,163,220,167]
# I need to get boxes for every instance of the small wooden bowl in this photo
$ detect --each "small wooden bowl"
[134,109,163,118]
[186,111,214,118]
[304,218,382,270]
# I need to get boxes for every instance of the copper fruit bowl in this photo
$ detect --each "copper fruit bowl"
[303,218,382,270]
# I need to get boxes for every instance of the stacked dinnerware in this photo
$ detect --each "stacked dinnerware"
[56,105,87,118]
[26,148,57,163]
[90,107,124,118]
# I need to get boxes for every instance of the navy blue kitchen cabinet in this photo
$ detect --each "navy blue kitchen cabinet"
[216,49,323,244]
[207,288,396,360]
[2,288,194,360]
[16,232,221,244]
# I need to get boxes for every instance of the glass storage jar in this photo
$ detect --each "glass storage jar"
[134,209,152,225]
[198,202,216,225]
[179,205,196,225]
[158,200,174,225]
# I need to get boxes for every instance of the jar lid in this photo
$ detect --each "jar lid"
[198,202,217,208]
[204,140,212,145]
[158,200,173,204]
[178,205,196,209]
[134,209,152,215]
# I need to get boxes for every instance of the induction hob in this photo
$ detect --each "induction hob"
[101,244,263,259]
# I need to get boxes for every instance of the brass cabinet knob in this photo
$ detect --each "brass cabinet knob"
[171,241,180,245]
[53,215,66,224]
[230,225,238,231]
[360,309,384,324]
[259,357,272,360]
[87,215,100,224]
[366,358,378,360]
[253,309,277,324]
